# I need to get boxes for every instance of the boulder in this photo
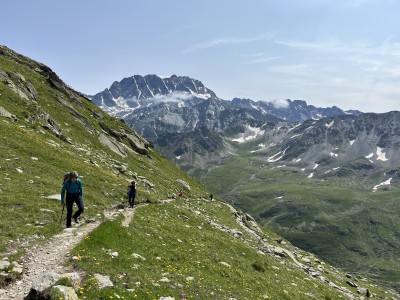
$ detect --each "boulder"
[31,272,61,292]
[0,260,10,270]
[346,280,358,288]
[357,287,371,297]
[0,106,17,121]
[141,179,155,188]
[25,272,61,299]
[93,273,114,289]
[52,285,78,300]
[176,179,191,191]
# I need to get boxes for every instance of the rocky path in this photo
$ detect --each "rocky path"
[1,204,143,300]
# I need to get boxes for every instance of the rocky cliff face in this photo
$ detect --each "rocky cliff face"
[91,74,216,116]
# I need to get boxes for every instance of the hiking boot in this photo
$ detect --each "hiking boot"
[74,217,79,224]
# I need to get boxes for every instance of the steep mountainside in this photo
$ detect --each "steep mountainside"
[3,46,397,299]
[91,75,361,174]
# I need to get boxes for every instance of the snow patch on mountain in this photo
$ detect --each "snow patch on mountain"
[287,123,301,133]
[290,133,303,139]
[376,147,388,161]
[232,126,265,143]
[373,177,392,192]
[325,120,334,128]
[325,167,341,174]
[267,147,289,162]
[251,143,267,153]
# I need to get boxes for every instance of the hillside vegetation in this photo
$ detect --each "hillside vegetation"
[203,141,400,293]
[0,46,206,260]
[0,45,399,299]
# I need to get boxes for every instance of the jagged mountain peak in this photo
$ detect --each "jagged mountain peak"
[91,74,217,116]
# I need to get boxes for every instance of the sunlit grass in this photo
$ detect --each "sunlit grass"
[71,200,352,299]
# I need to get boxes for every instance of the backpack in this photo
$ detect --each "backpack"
[63,172,80,189]
[63,172,71,185]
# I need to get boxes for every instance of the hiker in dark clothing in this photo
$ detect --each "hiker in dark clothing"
[127,181,136,208]
[61,171,84,228]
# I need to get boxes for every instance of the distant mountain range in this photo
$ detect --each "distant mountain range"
[91,75,362,124]
[90,75,365,171]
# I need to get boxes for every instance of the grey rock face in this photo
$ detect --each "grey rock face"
[91,74,363,175]
[91,74,216,110]
[31,272,61,292]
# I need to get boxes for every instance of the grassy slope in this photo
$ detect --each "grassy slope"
[1,48,398,299]
[202,143,400,291]
[70,199,386,300]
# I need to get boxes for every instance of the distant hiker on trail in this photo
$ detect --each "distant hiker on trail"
[61,171,84,228]
[209,194,213,201]
[127,181,136,208]
[178,189,183,198]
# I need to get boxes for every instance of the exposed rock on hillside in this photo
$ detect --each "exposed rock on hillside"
[0,67,37,101]
[99,121,151,155]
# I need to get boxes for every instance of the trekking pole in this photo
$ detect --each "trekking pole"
[59,205,65,225]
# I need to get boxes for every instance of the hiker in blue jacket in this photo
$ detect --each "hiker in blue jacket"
[61,171,84,228]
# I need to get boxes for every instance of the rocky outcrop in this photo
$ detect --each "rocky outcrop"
[0,67,37,101]
[0,106,17,121]
[176,179,191,191]
[99,121,151,155]
[24,271,81,300]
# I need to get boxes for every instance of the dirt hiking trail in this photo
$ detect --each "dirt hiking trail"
[2,205,140,299]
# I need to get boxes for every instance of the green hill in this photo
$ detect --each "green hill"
[0,45,398,299]
[202,141,400,294]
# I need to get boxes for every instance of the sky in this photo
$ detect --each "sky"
[2,0,400,113]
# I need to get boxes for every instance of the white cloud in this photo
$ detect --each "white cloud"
[183,33,275,54]
[270,99,290,108]
[151,91,194,103]
[268,64,314,76]
[242,55,281,65]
